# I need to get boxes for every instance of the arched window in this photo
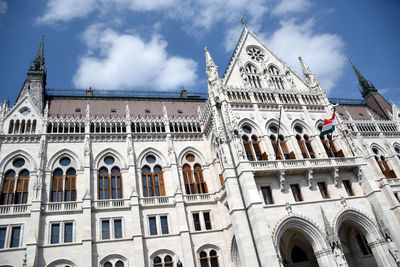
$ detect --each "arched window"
[1,157,31,205]
[141,154,165,197]
[182,154,207,195]
[104,262,112,267]
[245,63,262,88]
[241,125,267,161]
[142,165,165,197]
[51,156,77,202]
[394,145,400,160]
[268,65,285,90]
[153,255,174,267]
[269,125,294,160]
[1,170,16,204]
[15,170,29,204]
[372,147,396,178]
[294,125,316,159]
[8,120,14,134]
[199,249,220,267]
[115,261,124,267]
[98,155,123,200]
[318,124,344,158]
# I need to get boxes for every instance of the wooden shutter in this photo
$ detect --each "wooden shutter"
[252,141,262,160]
[289,151,296,159]
[337,150,345,158]
[298,140,309,158]
[329,139,338,154]
[321,139,333,157]
[219,174,224,185]
[306,141,316,158]
[280,140,290,159]
[243,141,254,161]
[272,141,282,160]
[158,173,165,196]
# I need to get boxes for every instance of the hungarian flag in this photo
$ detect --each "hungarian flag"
[320,113,335,136]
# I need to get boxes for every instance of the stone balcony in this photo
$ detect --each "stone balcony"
[245,157,361,175]
[140,196,175,208]
[93,199,130,210]
[0,204,31,217]
[42,201,82,213]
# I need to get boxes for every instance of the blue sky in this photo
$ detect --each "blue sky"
[0,0,399,105]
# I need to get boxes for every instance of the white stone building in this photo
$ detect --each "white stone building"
[0,25,400,267]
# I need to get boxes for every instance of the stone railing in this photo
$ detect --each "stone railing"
[93,199,129,209]
[386,178,400,186]
[0,204,30,215]
[140,196,175,207]
[183,193,215,204]
[249,157,360,173]
[43,201,81,212]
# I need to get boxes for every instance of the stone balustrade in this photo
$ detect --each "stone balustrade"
[43,201,81,212]
[93,199,129,209]
[248,157,360,174]
[0,204,30,215]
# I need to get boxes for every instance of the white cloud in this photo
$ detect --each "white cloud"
[73,27,197,90]
[272,0,311,16]
[0,0,7,15]
[266,19,346,93]
[37,0,97,23]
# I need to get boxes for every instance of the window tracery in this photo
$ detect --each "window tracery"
[247,46,265,62]
[51,156,77,202]
[182,153,207,194]
[1,157,30,205]
[318,124,344,158]
[98,155,123,200]
[153,255,174,267]
[241,125,267,161]
[372,147,396,178]
[141,154,165,197]
[269,125,295,160]
[245,63,262,88]
[199,249,220,267]
[268,65,285,90]
[294,125,316,159]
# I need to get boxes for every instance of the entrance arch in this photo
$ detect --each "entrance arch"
[273,216,334,267]
[334,208,395,267]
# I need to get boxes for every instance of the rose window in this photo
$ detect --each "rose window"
[247,47,265,62]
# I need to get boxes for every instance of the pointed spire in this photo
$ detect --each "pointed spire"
[29,35,45,72]
[350,61,377,98]
[204,47,222,93]
[298,56,318,88]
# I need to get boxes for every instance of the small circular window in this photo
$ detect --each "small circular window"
[186,153,195,162]
[359,113,364,117]
[19,107,30,115]
[394,146,400,153]
[13,158,25,168]
[294,125,303,134]
[242,126,252,134]
[247,47,265,62]
[104,156,115,165]
[59,157,71,166]
[146,155,156,164]
[269,125,278,134]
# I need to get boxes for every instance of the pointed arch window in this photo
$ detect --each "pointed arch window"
[15,170,29,204]
[269,125,295,160]
[200,249,220,267]
[373,147,396,178]
[241,125,267,161]
[182,154,208,195]
[142,165,165,197]
[1,170,16,205]
[98,155,123,200]
[295,125,316,159]
[245,63,262,88]
[268,65,285,90]
[318,124,344,158]
[153,255,173,267]
[51,168,76,202]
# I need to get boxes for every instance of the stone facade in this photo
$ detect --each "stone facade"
[0,26,400,267]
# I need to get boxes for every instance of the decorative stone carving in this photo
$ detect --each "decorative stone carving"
[333,167,340,187]
[307,169,314,189]
[285,202,292,215]
[340,196,347,207]
[279,170,286,191]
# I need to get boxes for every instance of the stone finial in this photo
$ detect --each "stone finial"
[298,56,318,88]
[340,196,347,207]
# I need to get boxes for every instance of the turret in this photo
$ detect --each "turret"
[16,37,46,112]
